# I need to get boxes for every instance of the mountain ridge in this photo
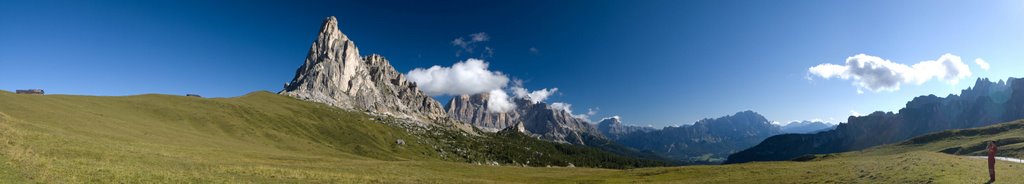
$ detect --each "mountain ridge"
[727,77,1024,164]
[780,120,835,134]
[446,92,604,145]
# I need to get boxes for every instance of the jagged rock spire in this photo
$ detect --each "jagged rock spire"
[280,16,448,122]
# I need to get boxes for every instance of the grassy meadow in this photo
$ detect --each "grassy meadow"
[0,90,1022,183]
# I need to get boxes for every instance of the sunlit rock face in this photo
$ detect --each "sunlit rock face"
[280,16,448,122]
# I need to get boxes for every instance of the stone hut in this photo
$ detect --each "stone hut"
[15,89,44,95]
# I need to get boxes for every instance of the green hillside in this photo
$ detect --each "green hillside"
[0,91,664,183]
[869,120,1024,158]
[0,91,1022,183]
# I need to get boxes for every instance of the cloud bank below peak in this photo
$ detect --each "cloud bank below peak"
[486,89,516,113]
[808,53,980,93]
[513,86,557,104]
[550,102,598,121]
[407,58,509,96]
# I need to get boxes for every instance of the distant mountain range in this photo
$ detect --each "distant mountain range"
[445,91,798,162]
[779,121,835,134]
[445,89,836,163]
[727,78,1024,164]
[603,111,783,162]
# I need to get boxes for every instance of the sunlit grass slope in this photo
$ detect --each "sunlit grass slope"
[879,120,1024,158]
[0,90,1021,183]
[0,90,454,182]
[0,90,661,182]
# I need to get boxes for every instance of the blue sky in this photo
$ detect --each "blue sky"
[3,0,1024,127]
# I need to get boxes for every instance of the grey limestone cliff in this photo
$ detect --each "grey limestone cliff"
[280,16,448,123]
[446,93,604,144]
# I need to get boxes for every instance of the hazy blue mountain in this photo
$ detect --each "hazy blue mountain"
[727,78,1024,164]
[610,111,783,162]
[779,121,836,134]
[597,116,656,140]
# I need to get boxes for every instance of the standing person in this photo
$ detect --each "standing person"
[987,141,997,183]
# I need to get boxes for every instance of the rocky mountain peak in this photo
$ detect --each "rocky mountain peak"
[280,16,448,122]
[598,116,618,126]
[692,111,773,130]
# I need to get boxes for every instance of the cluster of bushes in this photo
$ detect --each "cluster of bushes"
[411,123,671,169]
[478,130,671,168]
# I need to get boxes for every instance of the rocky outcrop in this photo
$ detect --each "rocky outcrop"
[280,16,448,122]
[446,93,603,144]
[445,94,520,132]
[727,77,1024,164]
[506,121,531,134]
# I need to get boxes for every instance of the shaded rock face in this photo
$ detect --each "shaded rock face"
[446,93,603,144]
[597,116,655,140]
[611,111,784,161]
[280,16,447,122]
[727,77,1024,164]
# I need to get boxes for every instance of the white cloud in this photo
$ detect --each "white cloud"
[407,58,509,96]
[975,58,990,70]
[850,110,862,117]
[579,108,598,120]
[808,53,973,93]
[452,32,491,57]
[483,47,494,58]
[470,32,490,42]
[550,102,572,113]
[600,115,621,122]
[486,89,516,113]
[452,38,468,49]
[548,102,595,121]
[529,47,539,55]
[512,87,558,104]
